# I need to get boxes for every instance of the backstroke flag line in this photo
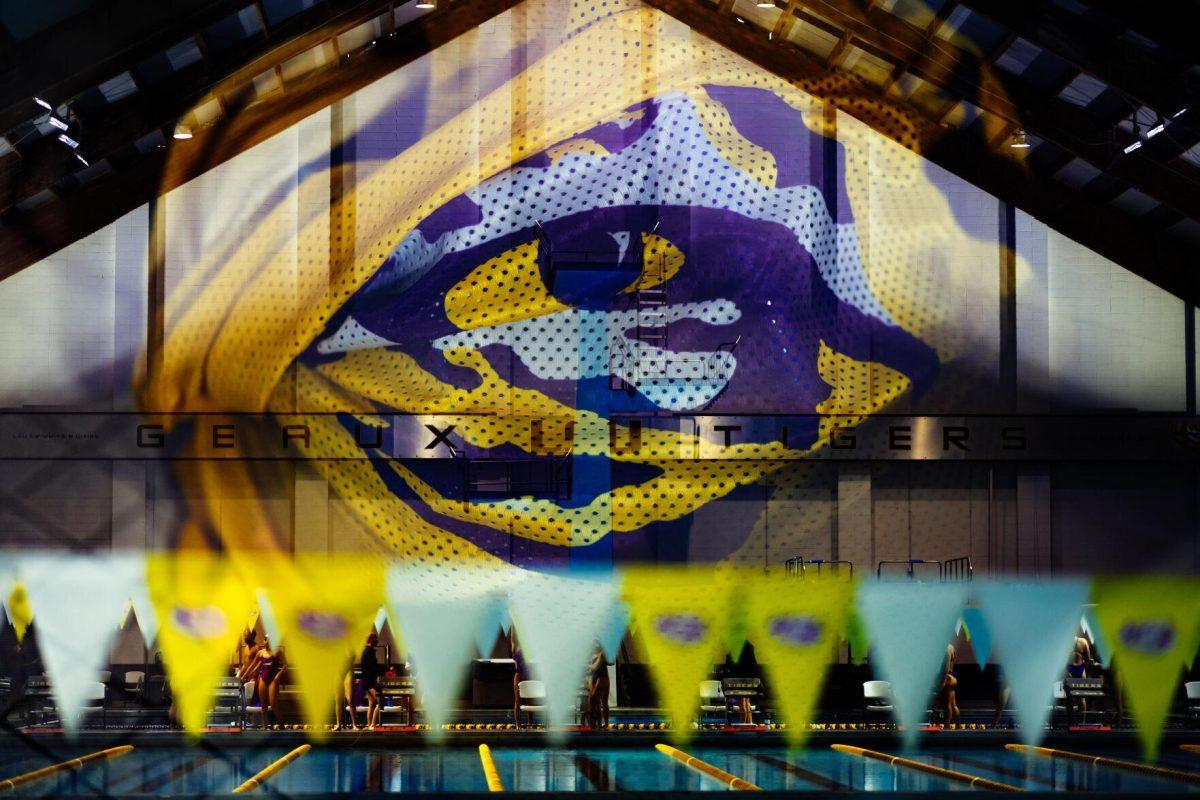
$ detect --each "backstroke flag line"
[387,565,499,738]
[857,581,967,748]
[622,566,734,743]
[977,580,1088,745]
[744,574,852,745]
[18,553,146,735]
[148,554,256,735]
[262,554,384,736]
[507,570,619,737]
[1093,576,1200,759]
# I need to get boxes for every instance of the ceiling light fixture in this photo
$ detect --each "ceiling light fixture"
[57,133,79,149]
[34,97,52,111]
[1123,139,1143,154]
[47,115,69,131]
[757,1,777,6]
[1009,128,1030,149]
[1173,107,1188,118]
[75,153,90,167]
[1146,119,1165,138]
[173,122,193,140]
[415,0,436,8]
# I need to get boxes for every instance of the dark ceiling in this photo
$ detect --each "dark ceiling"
[0,0,1198,302]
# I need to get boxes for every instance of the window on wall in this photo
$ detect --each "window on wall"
[1015,210,1186,412]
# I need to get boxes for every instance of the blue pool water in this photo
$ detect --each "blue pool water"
[1,744,1198,794]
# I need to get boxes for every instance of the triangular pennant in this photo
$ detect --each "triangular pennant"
[744,574,852,745]
[845,605,869,665]
[1093,577,1200,759]
[261,554,384,737]
[147,553,255,735]
[857,581,967,747]
[960,607,991,667]
[507,570,619,737]
[622,566,734,742]
[598,601,630,662]
[977,580,1088,745]
[6,582,32,642]
[129,582,159,648]
[19,553,146,735]
[1080,605,1112,667]
[386,565,505,737]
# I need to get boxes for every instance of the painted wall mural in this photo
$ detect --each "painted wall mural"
[142,0,1011,569]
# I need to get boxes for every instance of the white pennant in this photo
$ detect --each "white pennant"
[474,594,509,658]
[374,605,389,634]
[857,581,968,747]
[507,570,618,737]
[387,565,502,737]
[18,552,146,735]
[978,580,1089,745]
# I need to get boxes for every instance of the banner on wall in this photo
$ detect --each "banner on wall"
[18,553,146,735]
[857,581,967,747]
[977,580,1088,745]
[386,566,504,737]
[5,582,32,642]
[622,566,734,742]
[959,607,992,667]
[745,575,852,744]
[507,570,619,735]
[148,554,256,735]
[1080,605,1112,667]
[1093,577,1200,759]
[261,554,384,735]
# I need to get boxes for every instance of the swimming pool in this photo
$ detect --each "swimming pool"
[2,741,1198,795]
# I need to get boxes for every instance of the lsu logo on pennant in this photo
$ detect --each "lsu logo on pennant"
[297,610,349,641]
[655,613,707,644]
[768,614,823,647]
[1118,620,1175,655]
[172,606,228,640]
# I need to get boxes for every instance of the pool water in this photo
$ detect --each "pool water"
[1,744,1198,794]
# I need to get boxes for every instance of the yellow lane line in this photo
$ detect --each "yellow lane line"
[0,745,133,793]
[478,744,505,792]
[655,743,762,790]
[1007,744,1200,785]
[833,743,1022,792]
[233,744,311,794]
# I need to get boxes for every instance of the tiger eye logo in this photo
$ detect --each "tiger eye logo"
[655,613,707,644]
[172,606,228,639]
[769,615,822,646]
[297,611,349,641]
[1118,620,1175,655]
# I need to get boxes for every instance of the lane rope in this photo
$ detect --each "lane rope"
[832,743,1022,792]
[233,744,311,794]
[655,743,762,790]
[0,745,133,793]
[1007,744,1200,785]
[479,744,505,792]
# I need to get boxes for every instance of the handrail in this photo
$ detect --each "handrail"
[876,559,942,580]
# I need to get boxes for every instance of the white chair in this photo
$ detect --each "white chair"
[82,681,106,728]
[698,680,726,725]
[1185,681,1200,723]
[518,680,546,727]
[863,680,893,717]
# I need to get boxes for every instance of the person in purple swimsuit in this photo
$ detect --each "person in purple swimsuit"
[240,635,286,729]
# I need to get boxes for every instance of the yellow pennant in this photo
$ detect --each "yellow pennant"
[147,553,255,735]
[1093,576,1200,760]
[622,566,734,742]
[6,583,32,642]
[744,574,852,745]
[261,553,384,737]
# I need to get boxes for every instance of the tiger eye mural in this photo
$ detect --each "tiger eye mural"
[143,0,1011,572]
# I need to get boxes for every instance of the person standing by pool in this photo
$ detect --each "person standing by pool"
[240,635,286,729]
[586,643,610,729]
[939,644,960,726]
[360,632,382,730]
